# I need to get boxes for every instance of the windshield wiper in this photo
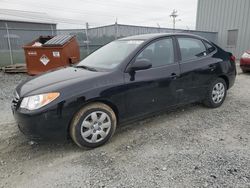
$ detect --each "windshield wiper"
[75,65,98,72]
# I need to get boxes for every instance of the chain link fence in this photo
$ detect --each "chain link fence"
[0,24,218,67]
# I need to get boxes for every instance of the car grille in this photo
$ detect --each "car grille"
[12,91,20,109]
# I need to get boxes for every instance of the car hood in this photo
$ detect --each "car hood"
[16,67,108,97]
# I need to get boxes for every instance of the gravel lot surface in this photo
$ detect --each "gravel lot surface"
[0,67,249,188]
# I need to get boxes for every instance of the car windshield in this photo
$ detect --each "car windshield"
[77,40,144,70]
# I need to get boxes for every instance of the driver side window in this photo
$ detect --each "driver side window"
[136,38,174,68]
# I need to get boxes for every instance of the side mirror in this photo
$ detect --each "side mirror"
[129,59,152,72]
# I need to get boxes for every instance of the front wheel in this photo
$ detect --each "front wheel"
[70,102,117,148]
[203,78,227,108]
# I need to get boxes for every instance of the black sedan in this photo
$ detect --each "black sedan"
[12,33,236,148]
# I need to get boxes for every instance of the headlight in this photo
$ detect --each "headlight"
[242,52,250,58]
[20,92,60,110]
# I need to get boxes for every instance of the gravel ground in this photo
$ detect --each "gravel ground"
[0,67,250,188]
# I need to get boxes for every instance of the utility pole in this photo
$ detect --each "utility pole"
[170,9,180,32]
[85,22,90,55]
[115,18,118,40]
[157,23,161,33]
[50,24,54,36]
[5,23,13,65]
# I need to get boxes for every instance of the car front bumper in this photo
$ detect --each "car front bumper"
[240,58,250,71]
[12,106,72,141]
[240,64,250,71]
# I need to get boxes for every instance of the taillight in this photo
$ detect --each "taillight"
[230,55,236,62]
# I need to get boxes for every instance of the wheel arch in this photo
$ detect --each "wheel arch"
[67,98,120,138]
[91,99,120,122]
[218,75,229,89]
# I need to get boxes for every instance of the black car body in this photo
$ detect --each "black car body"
[12,33,236,147]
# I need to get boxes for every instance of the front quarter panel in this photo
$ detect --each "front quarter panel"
[58,70,126,121]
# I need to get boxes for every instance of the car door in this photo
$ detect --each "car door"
[123,37,181,119]
[176,37,218,103]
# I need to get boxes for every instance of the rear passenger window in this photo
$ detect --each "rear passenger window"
[136,38,174,67]
[178,38,207,61]
[204,41,216,54]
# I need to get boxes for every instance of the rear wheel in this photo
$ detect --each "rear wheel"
[70,102,117,148]
[242,69,248,73]
[203,78,227,108]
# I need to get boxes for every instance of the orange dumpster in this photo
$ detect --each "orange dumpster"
[23,35,80,75]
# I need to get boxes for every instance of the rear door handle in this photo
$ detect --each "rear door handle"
[209,64,216,71]
[170,73,177,79]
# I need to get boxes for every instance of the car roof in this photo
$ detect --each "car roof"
[119,33,207,41]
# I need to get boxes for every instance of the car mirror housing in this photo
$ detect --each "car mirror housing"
[129,59,152,72]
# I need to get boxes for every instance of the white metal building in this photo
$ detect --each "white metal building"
[196,0,250,58]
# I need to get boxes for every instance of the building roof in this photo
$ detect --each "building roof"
[0,9,57,25]
[90,23,218,34]
[119,33,208,41]
[0,18,56,25]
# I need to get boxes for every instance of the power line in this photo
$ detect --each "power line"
[3,0,168,12]
[0,10,100,26]
[1,0,168,18]
[0,7,172,28]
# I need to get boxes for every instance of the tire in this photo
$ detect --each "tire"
[242,69,248,73]
[203,78,227,108]
[70,102,117,148]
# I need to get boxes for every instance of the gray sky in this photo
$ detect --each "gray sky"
[0,0,198,29]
